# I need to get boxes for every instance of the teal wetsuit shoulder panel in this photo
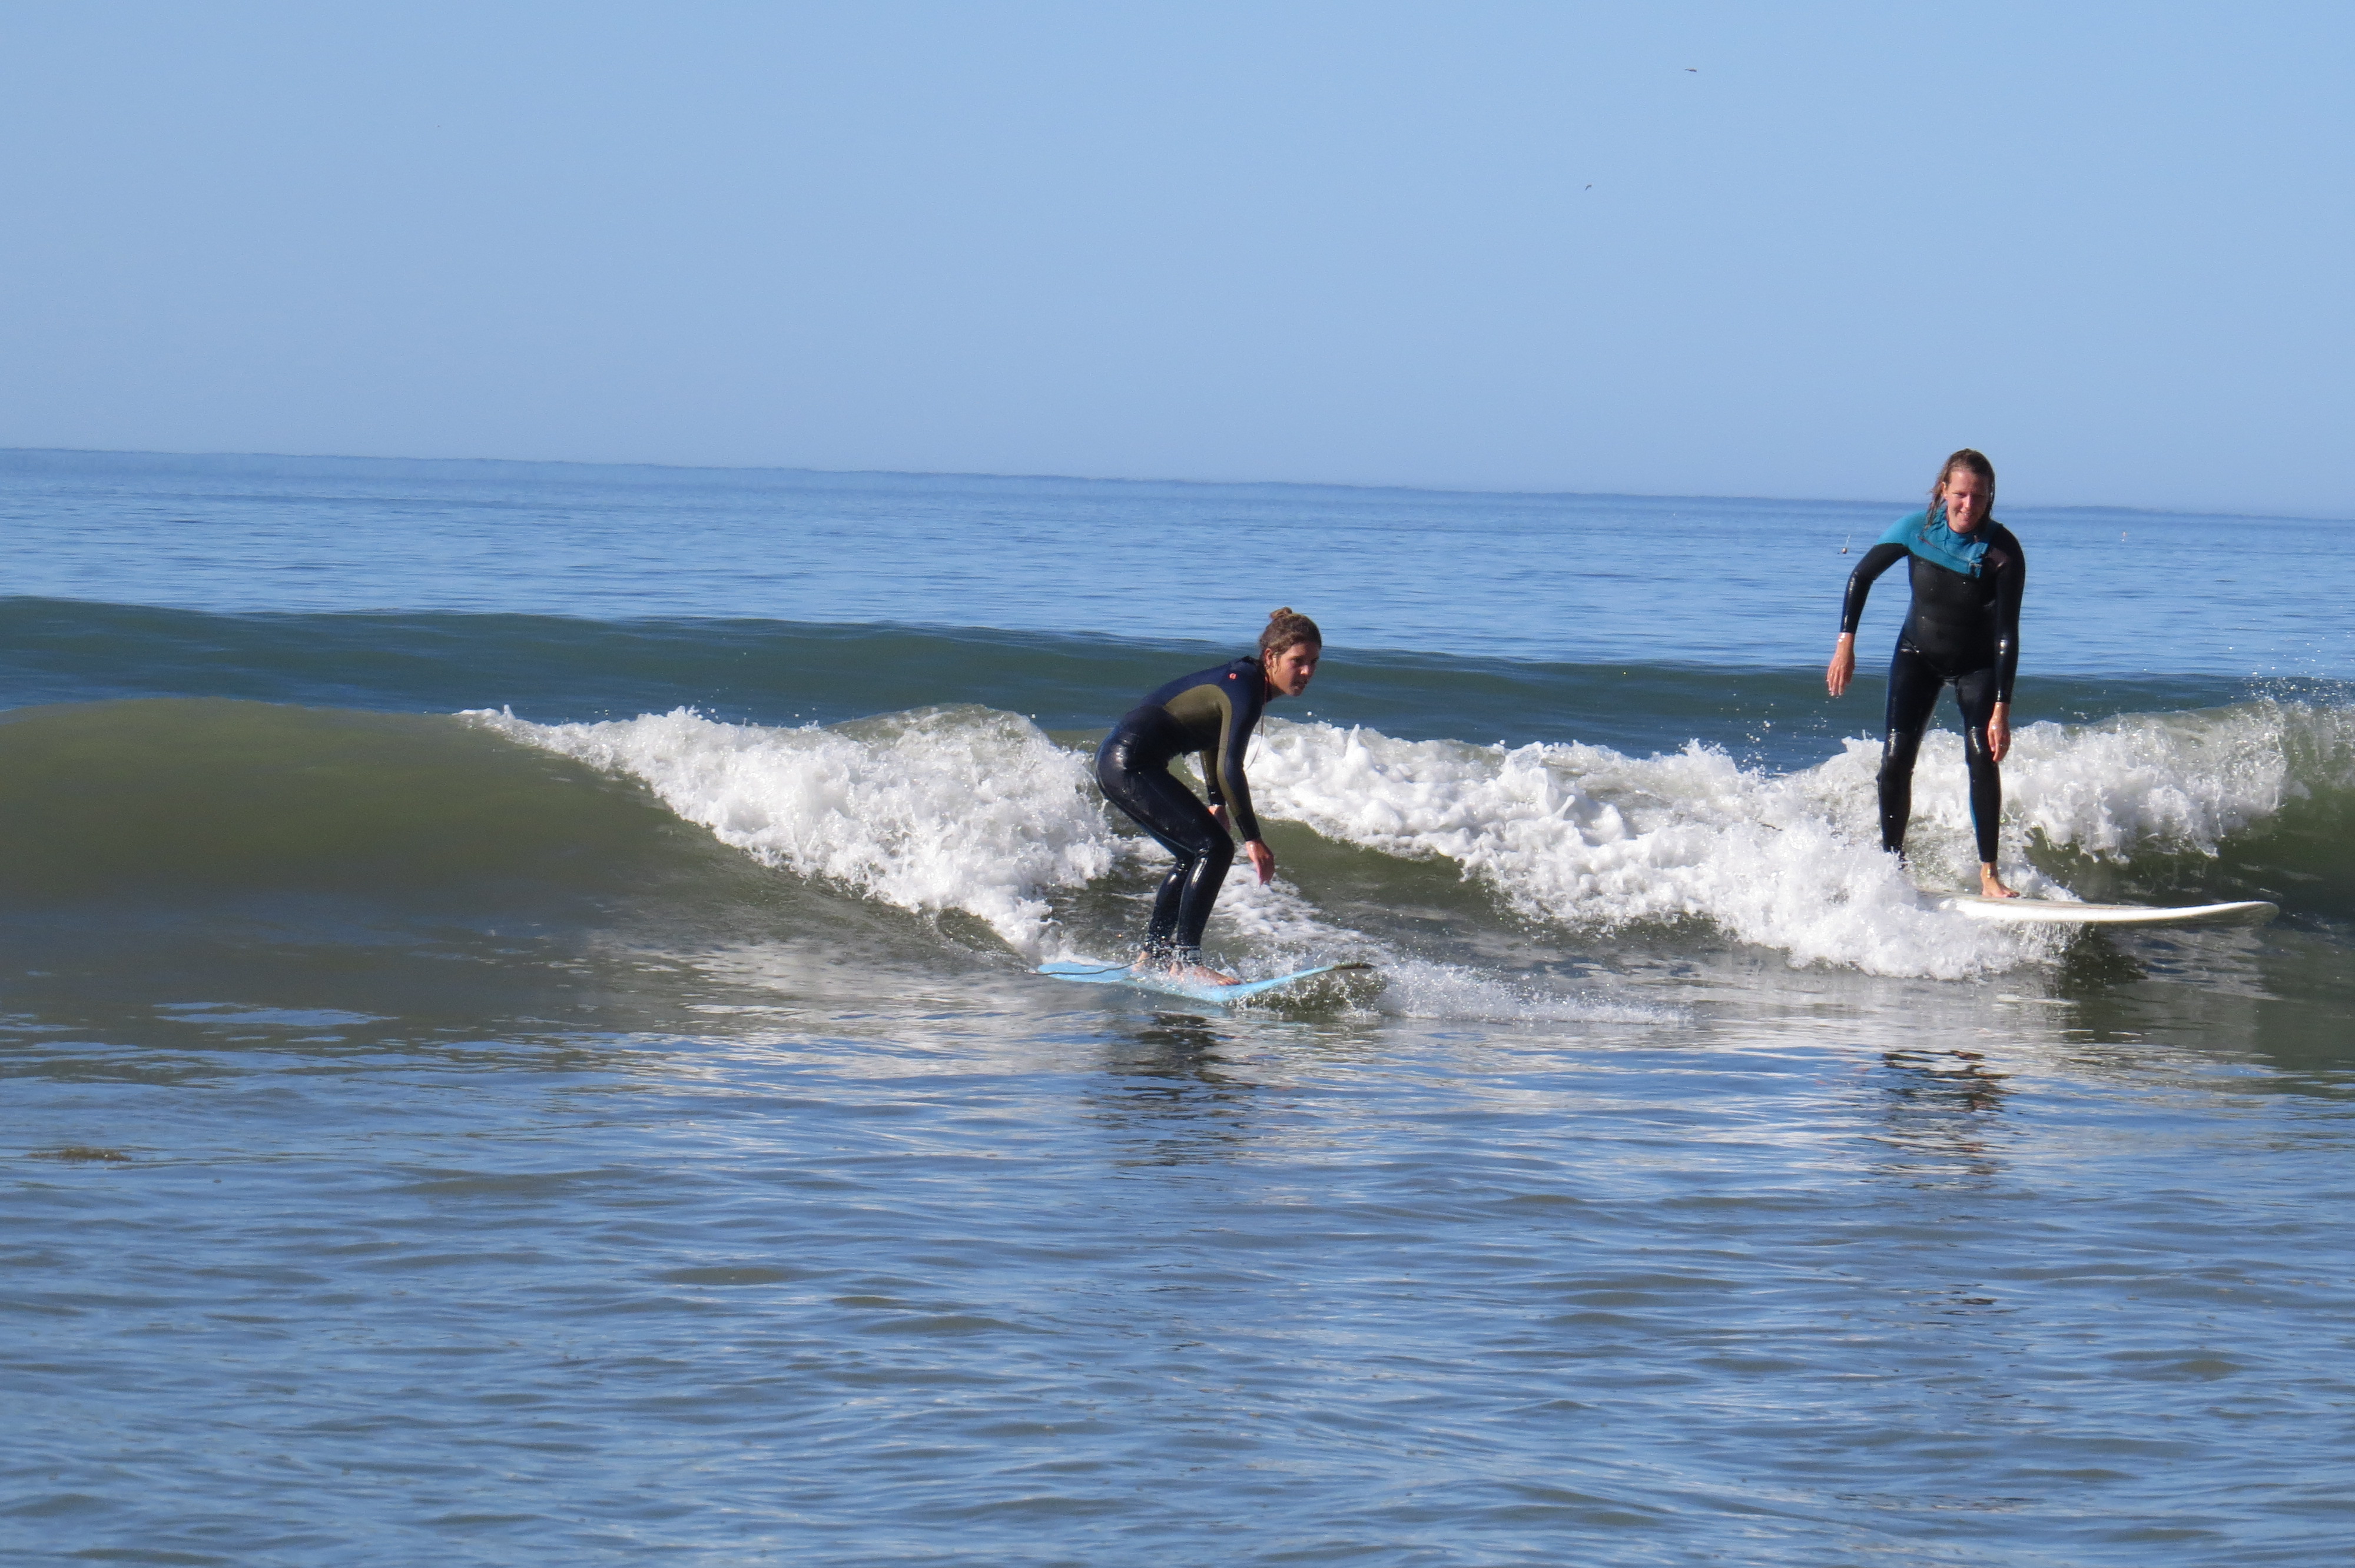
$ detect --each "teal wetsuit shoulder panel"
[1841,516,2025,701]
[1876,507,1991,577]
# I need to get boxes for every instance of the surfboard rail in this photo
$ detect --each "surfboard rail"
[1939,895,2278,928]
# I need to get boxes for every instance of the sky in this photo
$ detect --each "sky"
[2,2,2349,511]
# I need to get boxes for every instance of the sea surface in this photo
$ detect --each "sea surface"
[4,449,2352,1566]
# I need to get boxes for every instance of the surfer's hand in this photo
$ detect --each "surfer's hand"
[1988,702,2011,763]
[1245,839,1275,884]
[1826,634,1856,697]
[1208,803,1229,830]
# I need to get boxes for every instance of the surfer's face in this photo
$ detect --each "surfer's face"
[1263,642,1319,697]
[1941,469,1989,532]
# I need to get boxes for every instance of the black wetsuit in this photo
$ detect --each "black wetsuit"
[1094,658,1269,960]
[1840,517,2025,863]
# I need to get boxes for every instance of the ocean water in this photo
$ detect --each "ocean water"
[4,449,2353,1566]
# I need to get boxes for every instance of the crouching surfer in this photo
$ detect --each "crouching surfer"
[1826,449,2026,898]
[1096,609,1322,984]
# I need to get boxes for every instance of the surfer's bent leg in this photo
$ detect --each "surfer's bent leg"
[1954,666,2004,866]
[1877,644,1942,857]
[1096,735,1235,961]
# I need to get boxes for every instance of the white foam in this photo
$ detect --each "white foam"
[1203,862,1657,1022]
[1243,701,2355,978]
[1246,722,2035,979]
[468,703,1647,1019]
[1370,958,1670,1025]
[1997,698,2355,858]
[465,705,1119,955]
[465,696,2350,987]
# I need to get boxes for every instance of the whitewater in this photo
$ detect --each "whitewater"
[469,694,2355,982]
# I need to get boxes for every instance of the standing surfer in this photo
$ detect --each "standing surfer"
[1096,609,1322,984]
[1827,449,2026,898]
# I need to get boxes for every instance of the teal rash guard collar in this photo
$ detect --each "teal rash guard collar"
[1880,507,1992,577]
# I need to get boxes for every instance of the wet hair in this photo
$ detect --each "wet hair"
[1258,607,1322,659]
[1931,449,1996,518]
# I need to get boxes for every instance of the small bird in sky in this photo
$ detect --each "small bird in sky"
[1686,67,1697,72]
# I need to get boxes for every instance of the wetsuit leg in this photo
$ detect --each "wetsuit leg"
[1952,666,2004,865]
[1096,738,1235,957]
[1878,644,1945,857]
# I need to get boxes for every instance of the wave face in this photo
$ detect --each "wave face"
[0,699,738,908]
[5,693,2347,986]
[469,696,2355,982]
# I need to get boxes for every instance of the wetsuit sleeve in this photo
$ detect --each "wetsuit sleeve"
[1839,543,1909,635]
[1199,748,1223,807]
[1216,674,1265,842]
[1993,533,2025,703]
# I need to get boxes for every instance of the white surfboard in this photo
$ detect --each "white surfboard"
[1941,895,2278,928]
[1037,959,1374,1005]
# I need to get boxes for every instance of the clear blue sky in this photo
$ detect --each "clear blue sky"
[2,2,2348,511]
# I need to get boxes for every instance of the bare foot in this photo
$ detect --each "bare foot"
[1129,950,1239,986]
[1168,961,1239,986]
[1980,868,2021,899]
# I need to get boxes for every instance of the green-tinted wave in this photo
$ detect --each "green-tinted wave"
[0,698,734,906]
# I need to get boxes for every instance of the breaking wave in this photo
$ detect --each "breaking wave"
[471,696,2355,982]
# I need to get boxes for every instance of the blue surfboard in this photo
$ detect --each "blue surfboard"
[1037,959,1374,1005]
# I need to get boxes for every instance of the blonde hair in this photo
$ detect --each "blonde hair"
[1258,607,1322,658]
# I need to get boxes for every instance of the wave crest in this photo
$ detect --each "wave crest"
[1246,699,2355,978]
[468,705,1118,954]
[473,696,2354,982]
[1246,723,2031,978]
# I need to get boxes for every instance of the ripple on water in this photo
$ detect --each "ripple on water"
[3,968,2353,1566]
